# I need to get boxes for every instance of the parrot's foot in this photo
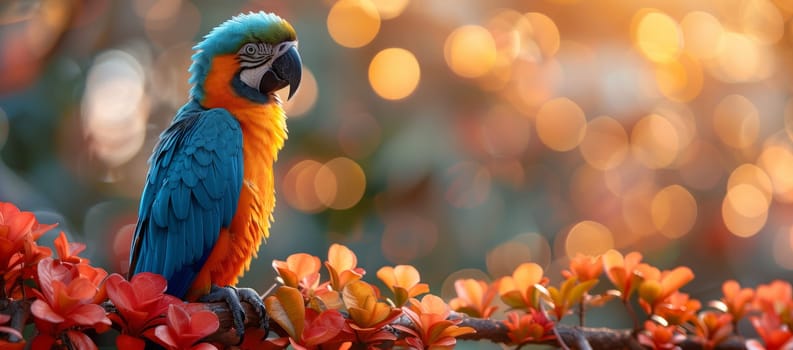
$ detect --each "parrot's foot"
[198,285,264,342]
[236,287,269,337]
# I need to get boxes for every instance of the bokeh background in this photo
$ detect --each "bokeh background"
[2,0,793,333]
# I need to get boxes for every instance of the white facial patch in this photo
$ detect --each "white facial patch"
[238,41,299,91]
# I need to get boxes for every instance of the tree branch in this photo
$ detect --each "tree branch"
[185,301,752,349]
[0,297,756,349]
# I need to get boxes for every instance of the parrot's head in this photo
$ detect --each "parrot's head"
[189,12,302,105]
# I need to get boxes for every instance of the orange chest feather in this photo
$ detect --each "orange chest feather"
[189,54,287,290]
[202,53,287,229]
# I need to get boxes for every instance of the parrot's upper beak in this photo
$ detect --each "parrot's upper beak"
[259,44,302,100]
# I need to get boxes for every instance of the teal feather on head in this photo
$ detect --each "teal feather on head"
[188,12,298,101]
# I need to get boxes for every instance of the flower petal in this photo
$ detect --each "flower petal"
[30,300,64,324]
[188,311,219,338]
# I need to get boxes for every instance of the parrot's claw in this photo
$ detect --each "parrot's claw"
[199,285,247,342]
[236,287,269,337]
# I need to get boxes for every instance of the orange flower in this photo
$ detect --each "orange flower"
[105,272,181,342]
[325,244,364,291]
[503,309,555,344]
[562,254,603,282]
[53,231,87,265]
[754,280,793,318]
[654,292,701,326]
[638,320,685,350]
[342,280,402,330]
[749,312,793,350]
[498,262,549,310]
[603,249,650,302]
[396,294,475,350]
[273,253,322,291]
[449,278,499,318]
[693,311,733,350]
[721,280,754,323]
[638,266,695,314]
[263,286,351,349]
[376,265,429,307]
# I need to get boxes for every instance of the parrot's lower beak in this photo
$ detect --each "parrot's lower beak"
[259,45,302,100]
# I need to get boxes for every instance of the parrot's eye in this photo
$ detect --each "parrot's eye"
[242,43,258,56]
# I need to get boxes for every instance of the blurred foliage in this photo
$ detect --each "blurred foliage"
[2,0,793,332]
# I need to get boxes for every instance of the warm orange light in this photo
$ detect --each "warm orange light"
[740,0,784,45]
[758,145,793,202]
[631,114,680,169]
[786,99,793,142]
[579,116,628,170]
[727,164,773,206]
[633,9,682,63]
[654,54,703,102]
[535,97,587,152]
[444,25,497,78]
[327,0,380,48]
[681,11,723,59]
[722,186,768,238]
[712,94,759,149]
[711,32,769,83]
[651,185,697,239]
[282,160,325,213]
[565,221,614,257]
[486,232,551,278]
[524,12,560,58]
[369,0,409,20]
[316,157,367,210]
[368,48,420,100]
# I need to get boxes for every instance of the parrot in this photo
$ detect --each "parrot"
[127,11,301,334]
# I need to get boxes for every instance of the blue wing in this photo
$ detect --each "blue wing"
[129,101,243,298]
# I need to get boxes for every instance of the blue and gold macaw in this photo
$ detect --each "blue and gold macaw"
[128,11,301,333]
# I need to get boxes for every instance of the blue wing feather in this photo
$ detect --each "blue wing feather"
[129,100,243,298]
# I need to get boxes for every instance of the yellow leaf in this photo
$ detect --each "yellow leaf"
[264,286,305,340]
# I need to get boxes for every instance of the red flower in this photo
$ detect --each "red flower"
[0,202,55,295]
[153,303,219,350]
[30,258,110,348]
[749,312,793,350]
[53,231,87,265]
[105,272,181,347]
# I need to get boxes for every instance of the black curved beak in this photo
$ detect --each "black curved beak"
[259,45,302,100]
